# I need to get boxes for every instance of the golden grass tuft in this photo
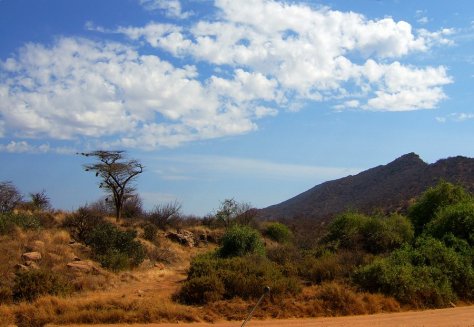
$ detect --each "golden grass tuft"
[0,304,15,326]
[4,293,200,326]
[203,283,400,321]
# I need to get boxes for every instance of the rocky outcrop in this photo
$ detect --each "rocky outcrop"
[166,230,196,247]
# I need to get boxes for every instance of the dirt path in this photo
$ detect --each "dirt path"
[61,305,474,327]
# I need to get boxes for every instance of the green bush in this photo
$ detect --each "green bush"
[362,214,414,254]
[264,222,293,243]
[176,274,225,304]
[62,207,104,242]
[176,253,300,304]
[354,236,474,306]
[325,212,368,250]
[408,181,470,235]
[219,225,265,258]
[427,201,474,245]
[12,270,71,302]
[85,222,146,270]
[0,212,42,235]
[96,251,131,271]
[325,212,413,254]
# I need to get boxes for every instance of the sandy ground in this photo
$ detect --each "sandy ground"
[54,305,474,327]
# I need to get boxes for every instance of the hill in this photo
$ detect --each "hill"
[258,153,474,221]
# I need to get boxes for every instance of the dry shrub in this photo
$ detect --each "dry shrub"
[146,245,178,264]
[12,269,72,302]
[315,282,400,316]
[316,282,367,315]
[204,297,250,321]
[71,273,112,292]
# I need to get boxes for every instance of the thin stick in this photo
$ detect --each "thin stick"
[241,286,270,327]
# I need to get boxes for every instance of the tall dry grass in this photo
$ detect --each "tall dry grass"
[0,293,200,326]
[204,282,400,320]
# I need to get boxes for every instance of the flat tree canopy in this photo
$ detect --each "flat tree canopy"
[81,150,143,221]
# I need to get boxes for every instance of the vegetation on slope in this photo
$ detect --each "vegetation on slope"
[0,178,474,326]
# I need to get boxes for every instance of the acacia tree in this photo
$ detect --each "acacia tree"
[215,198,255,228]
[0,181,22,213]
[81,150,144,222]
[29,190,51,211]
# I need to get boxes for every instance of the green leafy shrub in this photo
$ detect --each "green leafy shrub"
[0,212,41,235]
[427,201,474,245]
[12,270,71,302]
[354,236,474,306]
[408,181,470,235]
[264,222,293,243]
[96,251,131,271]
[219,225,265,258]
[325,212,368,250]
[362,214,414,254]
[85,222,146,271]
[177,274,225,304]
[176,253,300,304]
[325,212,413,254]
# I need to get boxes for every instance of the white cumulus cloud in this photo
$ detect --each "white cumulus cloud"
[0,0,455,151]
[0,37,278,149]
[121,0,452,109]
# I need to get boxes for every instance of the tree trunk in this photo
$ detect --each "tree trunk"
[115,196,122,222]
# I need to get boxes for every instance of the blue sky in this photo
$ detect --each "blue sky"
[1,0,473,215]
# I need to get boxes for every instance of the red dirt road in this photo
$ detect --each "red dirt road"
[58,305,474,327]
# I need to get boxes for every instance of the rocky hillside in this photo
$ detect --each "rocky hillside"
[259,153,474,221]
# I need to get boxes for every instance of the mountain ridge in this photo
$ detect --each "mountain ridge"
[258,153,474,221]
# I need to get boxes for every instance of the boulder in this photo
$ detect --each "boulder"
[166,230,195,247]
[21,251,42,262]
[67,261,94,273]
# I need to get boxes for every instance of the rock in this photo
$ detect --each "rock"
[15,261,39,272]
[21,251,42,262]
[67,261,93,273]
[166,230,195,247]
[73,256,81,261]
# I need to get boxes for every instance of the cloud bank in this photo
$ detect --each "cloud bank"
[0,0,453,150]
